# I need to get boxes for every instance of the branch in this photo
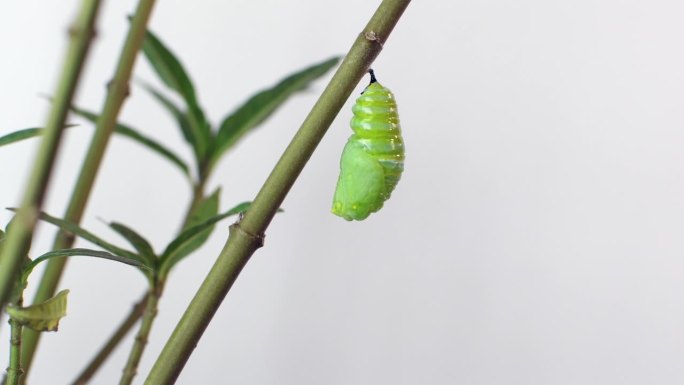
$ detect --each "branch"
[20,0,160,377]
[0,0,102,316]
[119,288,160,385]
[71,164,208,383]
[143,1,411,383]
[6,314,24,384]
[71,294,148,385]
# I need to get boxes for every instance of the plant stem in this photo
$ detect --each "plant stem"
[144,1,411,383]
[0,0,102,315]
[71,294,148,385]
[119,287,161,385]
[145,225,256,385]
[7,320,24,385]
[182,179,207,229]
[6,298,24,385]
[116,179,205,383]
[70,178,206,384]
[20,0,160,378]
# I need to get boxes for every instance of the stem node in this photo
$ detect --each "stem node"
[61,232,76,246]
[106,79,131,99]
[230,222,265,249]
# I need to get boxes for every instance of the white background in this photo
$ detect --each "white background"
[2,0,684,384]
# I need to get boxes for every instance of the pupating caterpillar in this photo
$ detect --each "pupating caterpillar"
[331,69,405,221]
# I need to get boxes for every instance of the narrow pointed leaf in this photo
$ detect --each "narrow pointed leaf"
[0,128,42,147]
[0,125,76,147]
[164,189,220,268]
[185,189,221,231]
[7,290,69,332]
[140,27,211,160]
[159,201,253,275]
[212,56,341,166]
[115,125,192,179]
[109,222,156,261]
[136,80,195,149]
[185,104,212,161]
[22,248,150,285]
[25,210,147,267]
[71,106,191,178]
[140,28,197,104]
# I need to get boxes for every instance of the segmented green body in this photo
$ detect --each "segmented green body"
[332,74,404,221]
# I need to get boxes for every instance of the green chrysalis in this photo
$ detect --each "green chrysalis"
[332,70,405,221]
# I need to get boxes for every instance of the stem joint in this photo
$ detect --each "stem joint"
[106,79,131,99]
[229,223,265,250]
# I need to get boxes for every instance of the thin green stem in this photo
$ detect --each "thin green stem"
[144,1,411,383]
[119,287,161,385]
[116,178,204,383]
[69,176,206,384]
[70,177,206,384]
[71,294,148,385]
[6,300,24,385]
[0,0,102,315]
[145,225,256,385]
[181,179,207,229]
[20,0,160,378]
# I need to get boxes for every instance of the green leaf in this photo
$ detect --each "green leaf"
[184,189,221,232]
[0,220,29,302]
[115,125,192,180]
[7,290,69,332]
[0,125,76,148]
[22,248,150,285]
[140,28,197,105]
[27,210,150,268]
[159,200,252,276]
[136,80,195,151]
[0,128,42,147]
[108,222,157,261]
[211,56,341,167]
[158,189,220,275]
[140,27,211,161]
[71,106,191,179]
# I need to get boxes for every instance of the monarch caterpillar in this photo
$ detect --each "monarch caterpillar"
[331,69,405,221]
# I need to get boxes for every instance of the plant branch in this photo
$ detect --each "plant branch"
[144,1,411,383]
[20,0,160,377]
[119,287,161,385]
[70,175,207,383]
[182,180,208,229]
[6,301,24,385]
[71,294,148,385]
[0,0,102,315]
